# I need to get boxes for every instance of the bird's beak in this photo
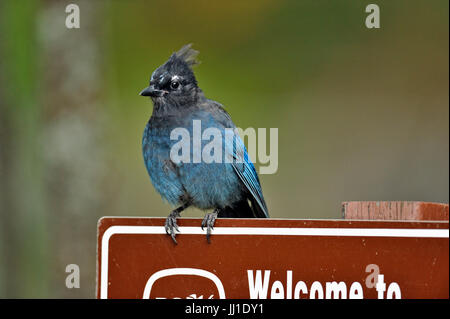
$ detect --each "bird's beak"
[139,85,165,97]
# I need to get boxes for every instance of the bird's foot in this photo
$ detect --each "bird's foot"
[165,210,181,244]
[201,210,218,244]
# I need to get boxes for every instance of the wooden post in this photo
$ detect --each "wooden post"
[342,201,449,221]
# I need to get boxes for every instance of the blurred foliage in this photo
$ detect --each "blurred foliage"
[0,0,448,298]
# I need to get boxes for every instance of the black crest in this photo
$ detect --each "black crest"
[158,44,200,85]
[170,43,200,68]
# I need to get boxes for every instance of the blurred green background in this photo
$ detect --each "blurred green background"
[0,0,448,298]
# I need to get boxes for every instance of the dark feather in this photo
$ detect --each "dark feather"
[172,43,200,68]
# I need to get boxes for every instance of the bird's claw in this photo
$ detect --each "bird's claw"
[201,211,218,244]
[165,210,181,244]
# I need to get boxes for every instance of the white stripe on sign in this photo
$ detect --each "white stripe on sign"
[99,225,449,299]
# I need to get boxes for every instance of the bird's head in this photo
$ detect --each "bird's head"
[140,44,200,108]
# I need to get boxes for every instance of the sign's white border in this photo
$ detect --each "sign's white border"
[100,225,449,299]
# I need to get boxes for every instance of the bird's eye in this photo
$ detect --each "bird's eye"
[170,81,180,90]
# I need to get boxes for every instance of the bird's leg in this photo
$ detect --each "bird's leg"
[165,203,190,244]
[201,209,219,244]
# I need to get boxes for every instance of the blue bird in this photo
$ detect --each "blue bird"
[140,44,269,244]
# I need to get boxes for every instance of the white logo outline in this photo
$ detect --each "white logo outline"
[142,267,226,299]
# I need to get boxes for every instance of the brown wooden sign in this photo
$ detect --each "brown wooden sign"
[97,217,448,299]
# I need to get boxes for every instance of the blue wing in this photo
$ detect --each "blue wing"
[201,99,269,218]
[227,129,269,218]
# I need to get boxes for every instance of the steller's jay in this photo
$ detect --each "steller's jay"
[140,44,269,244]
